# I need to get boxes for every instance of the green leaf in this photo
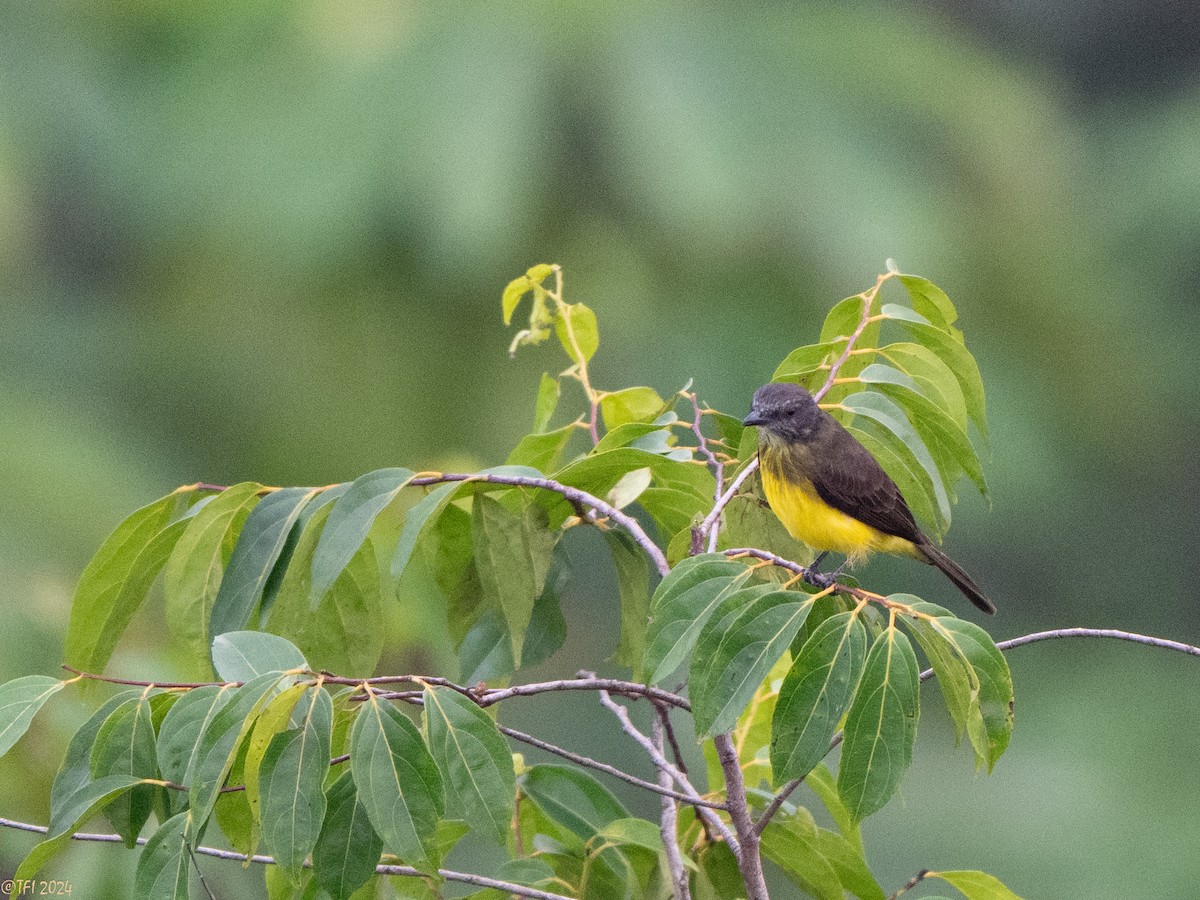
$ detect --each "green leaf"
[155,684,235,787]
[550,447,714,536]
[502,263,555,325]
[66,493,193,673]
[643,553,751,684]
[690,585,816,737]
[135,811,190,900]
[16,774,141,882]
[392,483,460,580]
[163,482,263,671]
[521,764,628,842]
[771,611,869,782]
[458,568,566,684]
[812,827,885,900]
[804,763,864,856]
[903,602,1013,771]
[840,391,951,526]
[600,387,666,431]
[894,317,987,437]
[311,469,414,604]
[90,692,158,846]
[772,341,842,384]
[313,770,383,900]
[187,671,285,845]
[605,467,653,511]
[595,817,668,856]
[242,682,311,853]
[837,625,920,821]
[259,687,334,881]
[350,692,444,876]
[878,342,968,429]
[932,869,1023,899]
[895,274,959,332]
[820,296,871,344]
[533,373,561,432]
[0,675,66,759]
[211,631,307,682]
[267,506,385,676]
[422,685,515,846]
[555,301,599,365]
[605,532,652,673]
[506,423,576,473]
[52,690,141,817]
[210,487,318,641]
[471,493,556,666]
[759,809,844,900]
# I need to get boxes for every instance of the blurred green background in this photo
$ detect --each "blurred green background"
[3,1,1200,896]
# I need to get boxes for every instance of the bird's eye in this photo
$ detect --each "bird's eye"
[785,409,795,416]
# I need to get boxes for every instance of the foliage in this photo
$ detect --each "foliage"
[0,264,1027,899]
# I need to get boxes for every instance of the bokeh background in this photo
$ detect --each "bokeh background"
[3,1,1200,897]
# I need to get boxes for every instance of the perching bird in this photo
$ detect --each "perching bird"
[743,381,995,614]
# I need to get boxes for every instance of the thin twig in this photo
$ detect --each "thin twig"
[696,459,759,550]
[596,687,739,851]
[889,868,931,899]
[0,816,575,900]
[497,724,726,811]
[753,778,802,835]
[713,733,768,900]
[654,714,692,900]
[812,276,885,402]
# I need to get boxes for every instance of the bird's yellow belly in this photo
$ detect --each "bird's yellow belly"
[761,470,915,561]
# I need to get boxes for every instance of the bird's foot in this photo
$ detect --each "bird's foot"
[803,568,836,589]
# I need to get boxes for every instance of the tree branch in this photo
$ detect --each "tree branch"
[0,816,575,900]
[654,713,692,900]
[596,687,739,851]
[713,733,768,900]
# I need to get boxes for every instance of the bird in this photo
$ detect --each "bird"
[742,381,995,614]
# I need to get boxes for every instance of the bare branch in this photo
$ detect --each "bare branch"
[596,687,739,851]
[497,723,726,811]
[712,733,769,900]
[654,713,692,900]
[0,816,575,900]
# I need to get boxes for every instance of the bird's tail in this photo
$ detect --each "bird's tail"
[917,541,996,615]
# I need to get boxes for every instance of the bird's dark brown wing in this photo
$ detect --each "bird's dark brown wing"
[802,413,925,544]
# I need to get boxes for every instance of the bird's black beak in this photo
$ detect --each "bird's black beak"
[742,410,765,427]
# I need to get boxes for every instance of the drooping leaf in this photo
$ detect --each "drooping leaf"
[135,811,190,900]
[877,342,968,429]
[771,611,869,782]
[89,692,159,846]
[520,764,628,842]
[533,372,561,432]
[16,774,141,882]
[266,504,385,676]
[209,487,317,641]
[690,585,817,737]
[155,684,235,788]
[0,675,66,759]
[903,600,1013,771]
[805,762,864,856]
[312,770,383,900]
[471,493,556,666]
[186,671,285,845]
[605,531,652,672]
[350,692,444,876]
[391,483,460,581]
[895,273,959,333]
[242,681,311,855]
[931,869,1024,900]
[311,468,414,605]
[259,686,333,881]
[211,631,307,683]
[643,553,751,684]
[163,482,263,671]
[457,566,567,684]
[502,263,555,325]
[893,317,987,438]
[759,808,845,900]
[66,492,195,673]
[606,467,653,511]
[555,301,599,365]
[52,690,141,819]
[837,624,920,821]
[422,685,515,846]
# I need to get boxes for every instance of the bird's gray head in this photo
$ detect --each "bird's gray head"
[743,382,822,442]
